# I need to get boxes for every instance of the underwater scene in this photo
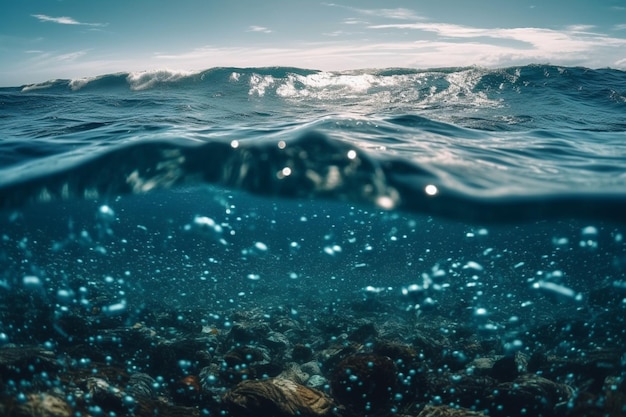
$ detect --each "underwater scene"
[0,66,625,416]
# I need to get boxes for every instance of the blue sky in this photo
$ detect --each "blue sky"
[1,0,626,86]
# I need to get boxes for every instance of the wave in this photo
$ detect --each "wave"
[14,66,625,131]
[16,65,625,98]
[4,65,626,222]
[1,132,625,223]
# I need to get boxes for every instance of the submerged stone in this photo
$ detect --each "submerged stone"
[417,404,488,417]
[223,377,336,417]
[330,353,397,416]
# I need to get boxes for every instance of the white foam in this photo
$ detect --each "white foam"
[69,75,100,91]
[248,73,275,96]
[21,80,60,92]
[126,69,199,91]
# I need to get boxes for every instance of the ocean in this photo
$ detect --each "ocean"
[0,65,625,416]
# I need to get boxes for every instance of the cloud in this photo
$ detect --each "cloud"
[56,50,89,62]
[324,4,425,21]
[151,24,626,73]
[343,18,368,25]
[32,14,107,27]
[565,24,596,32]
[367,22,626,56]
[247,26,272,34]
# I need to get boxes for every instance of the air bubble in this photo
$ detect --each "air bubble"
[22,275,42,288]
[254,242,268,251]
[98,205,115,220]
[474,307,488,316]
[533,280,578,301]
[581,226,598,235]
[463,261,484,271]
[323,245,342,256]
[103,301,127,316]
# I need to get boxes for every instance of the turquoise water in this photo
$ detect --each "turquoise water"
[0,65,625,415]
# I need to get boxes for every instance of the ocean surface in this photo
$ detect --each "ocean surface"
[1,65,626,415]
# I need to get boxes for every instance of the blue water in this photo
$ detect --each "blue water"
[0,66,625,413]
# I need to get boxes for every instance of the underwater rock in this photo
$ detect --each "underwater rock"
[127,372,158,399]
[171,375,204,406]
[148,338,209,380]
[221,345,283,382]
[278,362,310,384]
[85,376,130,414]
[330,353,397,416]
[528,347,622,391]
[227,310,272,343]
[416,404,488,417]
[420,372,496,410]
[488,374,573,417]
[565,375,626,417]
[490,352,527,382]
[301,360,323,376]
[373,340,418,368]
[318,342,359,372]
[223,377,336,417]
[347,321,378,343]
[292,343,314,363]
[306,374,329,390]
[0,346,61,375]
[466,357,496,376]
[1,392,73,417]
[265,330,292,353]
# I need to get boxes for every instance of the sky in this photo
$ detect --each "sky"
[1,0,626,86]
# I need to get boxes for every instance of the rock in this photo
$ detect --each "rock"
[347,322,378,343]
[318,343,359,371]
[221,345,282,382]
[490,353,527,382]
[227,311,272,343]
[417,404,488,417]
[292,343,314,363]
[307,374,329,390]
[301,360,322,376]
[528,347,622,392]
[467,357,497,377]
[279,362,310,384]
[265,331,291,353]
[172,375,203,406]
[85,376,129,414]
[4,392,73,417]
[223,377,336,417]
[330,354,397,416]
[566,375,626,417]
[488,374,573,417]
[127,372,158,399]
[147,338,207,379]
[0,346,61,378]
[420,372,496,410]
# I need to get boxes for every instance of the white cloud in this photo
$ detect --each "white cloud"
[247,26,272,34]
[32,14,107,27]
[343,18,368,25]
[367,8,423,21]
[150,27,626,73]
[56,50,88,62]
[324,4,424,21]
[367,22,626,57]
